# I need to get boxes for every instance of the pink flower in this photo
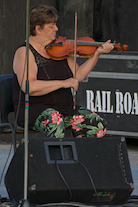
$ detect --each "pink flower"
[51,111,63,126]
[71,115,85,126]
[96,128,107,138]
[72,125,82,132]
[92,111,100,117]
[76,134,83,138]
[43,119,49,128]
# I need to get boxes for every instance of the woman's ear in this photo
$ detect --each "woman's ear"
[35,25,42,35]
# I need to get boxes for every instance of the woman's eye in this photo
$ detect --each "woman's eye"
[49,26,54,28]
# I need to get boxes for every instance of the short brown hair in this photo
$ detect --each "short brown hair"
[30,4,59,36]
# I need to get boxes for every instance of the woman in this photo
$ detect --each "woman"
[13,4,114,138]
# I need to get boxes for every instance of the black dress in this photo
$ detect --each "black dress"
[13,43,79,128]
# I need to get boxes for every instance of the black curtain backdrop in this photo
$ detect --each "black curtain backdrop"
[0,0,137,75]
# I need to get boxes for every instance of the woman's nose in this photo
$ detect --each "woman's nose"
[55,25,58,31]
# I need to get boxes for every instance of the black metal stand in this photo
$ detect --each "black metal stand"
[22,0,30,206]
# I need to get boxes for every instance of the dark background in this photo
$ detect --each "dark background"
[0,0,138,75]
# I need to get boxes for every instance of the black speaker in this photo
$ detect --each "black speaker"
[5,136,134,205]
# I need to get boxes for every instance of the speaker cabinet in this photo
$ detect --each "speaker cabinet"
[5,136,134,205]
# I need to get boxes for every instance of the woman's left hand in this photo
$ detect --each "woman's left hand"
[96,40,114,55]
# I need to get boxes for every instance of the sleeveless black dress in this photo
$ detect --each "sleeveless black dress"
[13,43,79,128]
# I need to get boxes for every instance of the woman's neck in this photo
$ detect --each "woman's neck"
[29,36,51,58]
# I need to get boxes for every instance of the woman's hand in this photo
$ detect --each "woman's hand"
[96,40,114,55]
[62,78,79,91]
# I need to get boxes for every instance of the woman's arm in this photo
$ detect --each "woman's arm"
[68,40,114,82]
[13,47,79,96]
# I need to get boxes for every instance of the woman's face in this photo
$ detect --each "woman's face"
[39,22,58,44]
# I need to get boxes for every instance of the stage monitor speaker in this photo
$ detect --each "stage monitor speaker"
[5,136,134,205]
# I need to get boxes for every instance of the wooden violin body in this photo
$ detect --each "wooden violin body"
[46,36,128,60]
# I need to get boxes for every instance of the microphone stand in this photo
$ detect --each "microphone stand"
[21,0,30,206]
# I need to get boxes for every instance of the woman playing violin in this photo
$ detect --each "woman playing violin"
[13,4,114,138]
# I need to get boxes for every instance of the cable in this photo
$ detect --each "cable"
[36,201,95,207]
[0,201,18,207]
[55,160,72,202]
[55,159,100,205]
[0,144,13,186]
[74,159,101,205]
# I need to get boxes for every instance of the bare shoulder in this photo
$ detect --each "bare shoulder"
[13,46,35,73]
[13,45,38,92]
[13,47,26,61]
[14,46,34,62]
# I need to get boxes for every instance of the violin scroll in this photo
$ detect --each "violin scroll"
[114,43,129,53]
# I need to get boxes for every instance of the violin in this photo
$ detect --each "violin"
[46,36,129,60]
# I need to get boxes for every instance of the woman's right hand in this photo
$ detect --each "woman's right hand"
[62,78,79,91]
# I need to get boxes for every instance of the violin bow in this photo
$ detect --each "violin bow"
[73,12,77,109]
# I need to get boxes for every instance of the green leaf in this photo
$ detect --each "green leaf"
[85,125,98,130]
[78,109,91,115]
[85,113,95,119]
[95,116,100,121]
[48,123,54,128]
[98,122,104,130]
[86,128,98,135]
[64,115,72,122]
[58,133,64,138]
[47,124,57,135]
[55,126,63,137]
